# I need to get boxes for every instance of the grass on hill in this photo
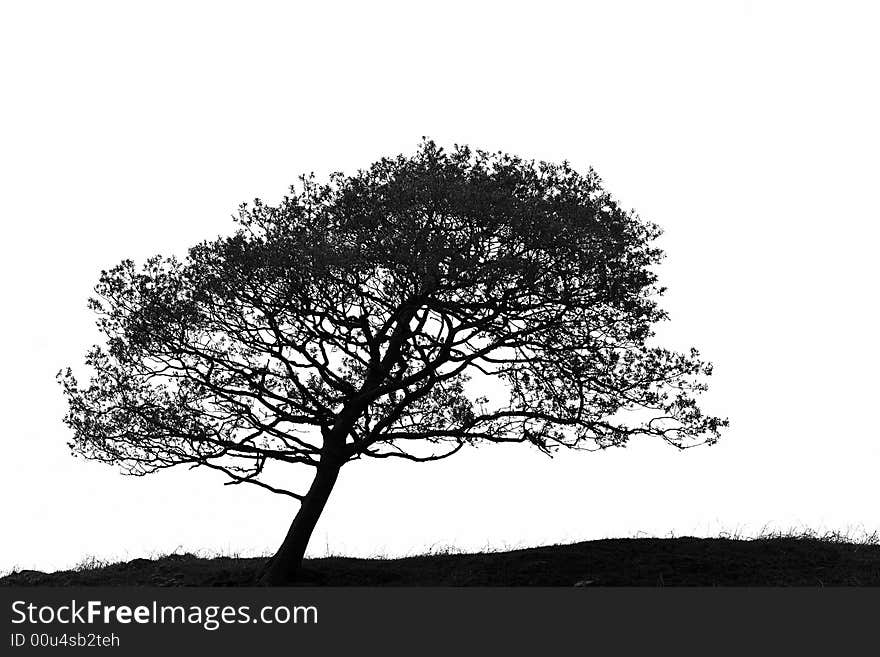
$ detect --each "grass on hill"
[3,531,880,586]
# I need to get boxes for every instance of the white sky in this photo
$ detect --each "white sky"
[1,1,878,573]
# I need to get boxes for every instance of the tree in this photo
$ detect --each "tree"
[60,140,727,585]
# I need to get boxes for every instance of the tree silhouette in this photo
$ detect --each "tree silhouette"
[60,141,727,584]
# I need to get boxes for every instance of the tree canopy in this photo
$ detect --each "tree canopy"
[61,141,726,499]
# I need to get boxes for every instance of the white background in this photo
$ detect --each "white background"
[1,1,878,573]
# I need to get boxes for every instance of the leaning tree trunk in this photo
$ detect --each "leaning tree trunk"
[259,460,342,585]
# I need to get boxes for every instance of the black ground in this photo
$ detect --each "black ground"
[4,536,880,586]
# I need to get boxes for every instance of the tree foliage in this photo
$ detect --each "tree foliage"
[60,141,726,499]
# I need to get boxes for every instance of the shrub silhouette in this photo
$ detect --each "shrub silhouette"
[60,140,727,584]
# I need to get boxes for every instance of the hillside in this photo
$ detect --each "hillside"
[4,536,879,586]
